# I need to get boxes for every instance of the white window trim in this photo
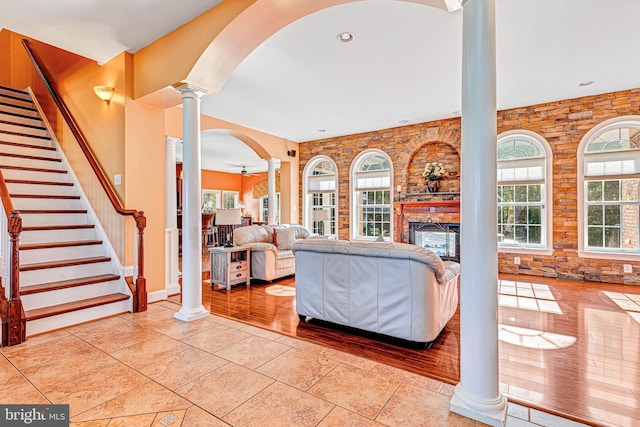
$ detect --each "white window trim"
[302,155,338,236]
[201,189,221,213]
[497,130,553,252]
[349,149,394,241]
[222,190,239,209]
[577,115,640,258]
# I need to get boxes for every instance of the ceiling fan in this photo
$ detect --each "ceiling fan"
[238,166,260,177]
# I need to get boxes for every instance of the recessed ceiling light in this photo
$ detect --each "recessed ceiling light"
[398,119,409,124]
[337,32,354,43]
[578,80,594,87]
[318,129,326,133]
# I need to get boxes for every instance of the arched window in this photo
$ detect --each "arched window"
[303,156,337,236]
[579,118,640,255]
[497,131,552,250]
[350,150,393,240]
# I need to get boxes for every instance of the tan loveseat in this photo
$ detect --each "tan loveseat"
[233,224,311,282]
[292,239,460,345]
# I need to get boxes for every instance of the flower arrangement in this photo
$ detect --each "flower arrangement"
[423,161,445,181]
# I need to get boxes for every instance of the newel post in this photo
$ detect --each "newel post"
[8,211,24,345]
[135,211,147,312]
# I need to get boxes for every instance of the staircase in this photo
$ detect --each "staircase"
[0,86,130,337]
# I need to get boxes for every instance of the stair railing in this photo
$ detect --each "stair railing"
[0,170,25,345]
[21,39,147,313]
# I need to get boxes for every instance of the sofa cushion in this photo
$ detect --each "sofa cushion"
[234,225,271,246]
[275,228,296,250]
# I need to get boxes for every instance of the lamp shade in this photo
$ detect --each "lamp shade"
[93,85,115,104]
[215,208,242,225]
[313,209,330,221]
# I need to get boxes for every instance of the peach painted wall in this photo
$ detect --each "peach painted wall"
[0,30,10,86]
[241,173,268,220]
[124,99,165,291]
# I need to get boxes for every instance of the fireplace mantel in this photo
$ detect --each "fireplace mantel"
[394,200,460,243]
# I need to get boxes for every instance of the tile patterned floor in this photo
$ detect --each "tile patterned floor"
[1,302,590,426]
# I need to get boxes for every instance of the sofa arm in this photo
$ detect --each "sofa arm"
[441,261,461,284]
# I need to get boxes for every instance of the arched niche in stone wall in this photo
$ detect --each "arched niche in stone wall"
[407,142,460,194]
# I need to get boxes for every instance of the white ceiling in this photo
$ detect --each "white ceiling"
[3,0,640,173]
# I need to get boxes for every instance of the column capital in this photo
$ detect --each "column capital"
[165,136,181,147]
[173,82,207,97]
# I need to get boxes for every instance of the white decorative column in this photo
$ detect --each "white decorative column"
[164,136,180,296]
[267,158,278,225]
[173,83,209,322]
[450,0,507,426]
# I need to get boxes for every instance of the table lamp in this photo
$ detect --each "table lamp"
[215,208,242,247]
[312,209,330,235]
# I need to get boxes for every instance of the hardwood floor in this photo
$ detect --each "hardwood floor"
[178,272,640,427]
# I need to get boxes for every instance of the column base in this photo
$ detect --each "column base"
[174,306,210,322]
[450,384,507,427]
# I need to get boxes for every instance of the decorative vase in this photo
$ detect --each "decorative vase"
[426,179,440,193]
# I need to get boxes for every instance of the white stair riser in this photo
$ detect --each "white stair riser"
[25,299,130,337]
[20,244,104,264]
[12,197,84,210]
[0,168,69,182]
[0,132,52,147]
[21,213,90,227]
[20,227,96,244]
[0,155,64,170]
[0,143,58,159]
[0,104,38,117]
[20,261,113,287]
[7,183,77,197]
[21,280,121,310]
[0,113,42,126]
[0,122,48,138]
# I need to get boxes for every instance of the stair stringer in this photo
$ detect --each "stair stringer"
[26,87,134,312]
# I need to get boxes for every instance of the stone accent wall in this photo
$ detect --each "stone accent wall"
[298,88,640,284]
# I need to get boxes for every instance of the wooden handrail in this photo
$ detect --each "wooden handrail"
[21,39,146,312]
[0,170,15,218]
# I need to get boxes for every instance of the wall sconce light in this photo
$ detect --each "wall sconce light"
[93,85,115,105]
[287,150,296,158]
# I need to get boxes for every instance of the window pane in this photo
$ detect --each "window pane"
[604,205,620,226]
[528,226,542,244]
[528,206,542,225]
[514,206,527,224]
[514,225,527,244]
[588,227,603,247]
[515,186,527,203]
[587,181,602,202]
[605,227,620,248]
[603,181,620,201]
[588,205,603,225]
[622,204,639,228]
[497,186,503,202]
[502,186,514,203]
[528,185,542,202]
[622,179,640,202]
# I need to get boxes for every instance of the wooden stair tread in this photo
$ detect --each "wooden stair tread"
[0,118,45,131]
[0,128,50,140]
[20,274,120,295]
[23,224,94,231]
[0,92,33,104]
[0,101,36,112]
[18,209,87,214]
[0,110,42,122]
[0,152,60,162]
[11,194,79,199]
[0,164,67,174]
[20,239,102,250]
[0,139,56,151]
[23,293,129,321]
[20,256,111,271]
[6,179,73,186]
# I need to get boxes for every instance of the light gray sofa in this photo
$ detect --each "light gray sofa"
[233,224,311,281]
[292,239,460,345]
